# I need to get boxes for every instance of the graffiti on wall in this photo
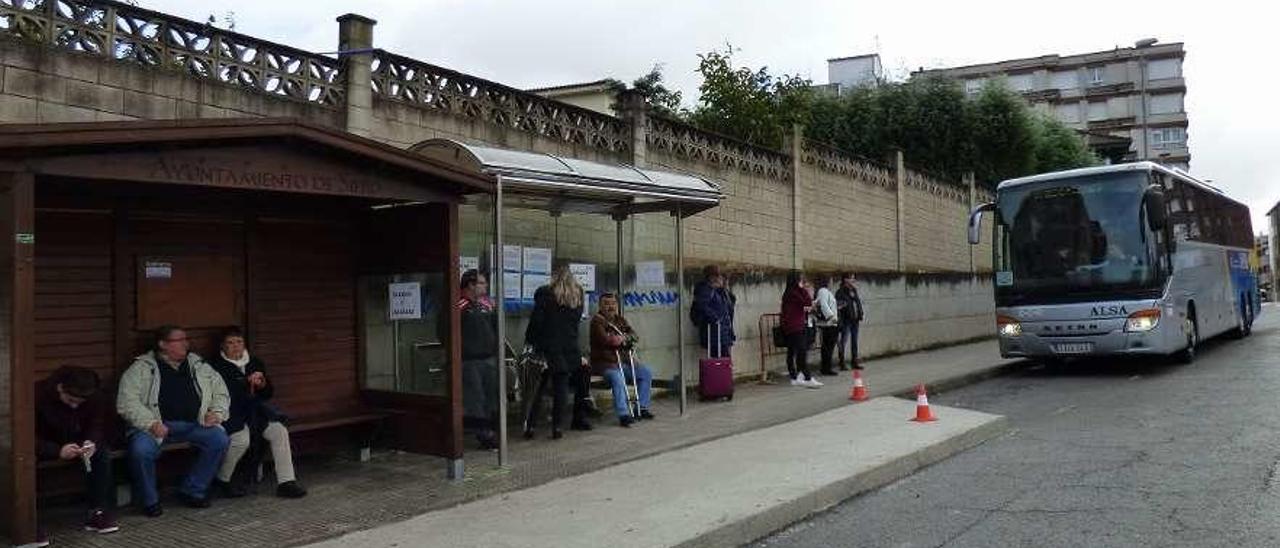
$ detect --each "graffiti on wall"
[622,289,679,308]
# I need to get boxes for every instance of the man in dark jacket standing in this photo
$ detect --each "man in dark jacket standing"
[835,272,866,370]
[35,365,120,538]
[691,265,735,358]
[456,269,499,449]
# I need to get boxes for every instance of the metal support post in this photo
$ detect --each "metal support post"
[493,176,508,466]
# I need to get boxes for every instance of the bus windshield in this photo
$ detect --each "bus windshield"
[995,171,1162,304]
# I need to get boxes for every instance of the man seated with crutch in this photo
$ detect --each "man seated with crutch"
[589,292,656,428]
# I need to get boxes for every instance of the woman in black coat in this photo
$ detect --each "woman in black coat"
[522,266,588,439]
[208,327,307,498]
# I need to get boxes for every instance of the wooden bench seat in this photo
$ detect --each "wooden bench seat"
[36,407,402,502]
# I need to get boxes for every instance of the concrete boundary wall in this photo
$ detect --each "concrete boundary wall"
[0,6,1000,378]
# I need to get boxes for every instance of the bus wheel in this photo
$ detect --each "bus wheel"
[1231,299,1252,339]
[1175,315,1197,364]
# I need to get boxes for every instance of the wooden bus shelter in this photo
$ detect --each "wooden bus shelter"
[0,118,493,545]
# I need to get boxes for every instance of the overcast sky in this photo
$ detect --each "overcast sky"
[142,0,1278,232]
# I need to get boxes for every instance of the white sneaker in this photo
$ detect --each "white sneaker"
[790,377,807,387]
[806,377,824,388]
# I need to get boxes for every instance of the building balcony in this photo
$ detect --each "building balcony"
[1147,112,1189,126]
[1021,89,1061,102]
[1087,116,1137,130]
[1085,82,1135,97]
[1145,77,1186,92]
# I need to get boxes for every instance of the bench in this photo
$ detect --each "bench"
[36,408,401,504]
[285,409,403,463]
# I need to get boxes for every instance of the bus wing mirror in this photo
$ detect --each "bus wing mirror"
[1144,187,1167,231]
[968,202,996,245]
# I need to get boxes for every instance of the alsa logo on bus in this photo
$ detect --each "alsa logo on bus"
[1090,305,1129,317]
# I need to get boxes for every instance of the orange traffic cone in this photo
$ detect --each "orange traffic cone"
[849,370,869,402]
[910,383,937,422]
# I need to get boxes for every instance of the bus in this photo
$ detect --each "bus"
[968,161,1260,363]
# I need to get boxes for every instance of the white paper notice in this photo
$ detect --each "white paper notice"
[459,256,480,276]
[503,272,522,300]
[388,282,422,320]
[569,263,596,292]
[523,247,553,275]
[522,273,550,300]
[635,260,666,288]
[502,245,523,272]
[144,261,172,279]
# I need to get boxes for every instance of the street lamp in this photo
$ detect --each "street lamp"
[1135,38,1158,161]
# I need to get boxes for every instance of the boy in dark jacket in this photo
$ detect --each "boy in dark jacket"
[35,365,119,537]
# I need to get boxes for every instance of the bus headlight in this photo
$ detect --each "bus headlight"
[997,315,1022,337]
[1125,309,1161,332]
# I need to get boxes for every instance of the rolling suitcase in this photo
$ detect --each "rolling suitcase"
[698,323,734,401]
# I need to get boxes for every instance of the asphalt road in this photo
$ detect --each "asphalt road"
[753,304,1280,548]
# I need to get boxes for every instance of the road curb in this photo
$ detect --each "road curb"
[890,359,1032,399]
[676,414,1011,548]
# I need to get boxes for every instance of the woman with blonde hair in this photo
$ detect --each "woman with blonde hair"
[523,265,588,439]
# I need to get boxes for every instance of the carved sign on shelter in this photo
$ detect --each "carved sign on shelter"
[33,146,452,203]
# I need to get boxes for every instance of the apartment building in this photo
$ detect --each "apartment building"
[914,41,1189,170]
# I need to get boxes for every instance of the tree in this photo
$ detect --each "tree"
[969,80,1038,184]
[606,65,684,118]
[1032,115,1100,173]
[808,77,981,176]
[679,46,1096,187]
[686,46,814,150]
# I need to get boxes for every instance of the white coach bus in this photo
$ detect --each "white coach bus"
[968,161,1260,363]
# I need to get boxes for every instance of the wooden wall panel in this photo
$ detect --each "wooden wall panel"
[250,219,359,419]
[32,211,114,385]
[116,216,245,371]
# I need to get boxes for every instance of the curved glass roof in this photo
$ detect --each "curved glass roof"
[411,139,722,216]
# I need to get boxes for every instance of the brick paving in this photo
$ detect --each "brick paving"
[40,338,1018,548]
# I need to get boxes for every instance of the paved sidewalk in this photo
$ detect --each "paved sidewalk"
[309,398,1008,548]
[40,338,1024,548]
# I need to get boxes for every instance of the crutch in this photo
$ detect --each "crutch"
[609,324,641,418]
[625,346,642,417]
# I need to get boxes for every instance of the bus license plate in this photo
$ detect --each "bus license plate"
[1053,343,1093,354]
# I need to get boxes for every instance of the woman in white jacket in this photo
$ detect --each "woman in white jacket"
[813,278,840,376]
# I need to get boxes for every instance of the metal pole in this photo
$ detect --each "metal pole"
[392,319,400,390]
[1138,51,1148,161]
[494,176,508,466]
[675,205,687,415]
[616,216,625,303]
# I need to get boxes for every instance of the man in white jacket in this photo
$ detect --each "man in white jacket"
[813,278,840,376]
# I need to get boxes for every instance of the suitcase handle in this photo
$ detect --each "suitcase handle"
[706,321,722,358]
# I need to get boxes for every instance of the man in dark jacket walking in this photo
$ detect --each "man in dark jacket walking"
[691,265,735,358]
[835,272,866,370]
[35,365,120,538]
